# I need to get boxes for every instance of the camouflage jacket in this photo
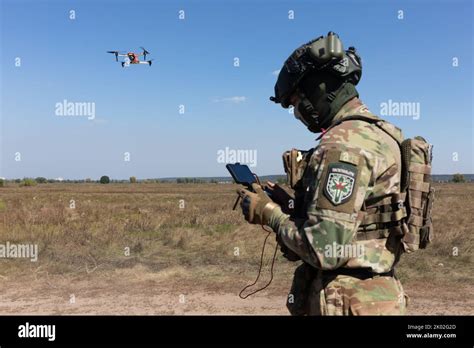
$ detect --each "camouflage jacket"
[268,97,404,273]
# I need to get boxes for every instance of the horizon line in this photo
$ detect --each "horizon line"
[1,173,473,181]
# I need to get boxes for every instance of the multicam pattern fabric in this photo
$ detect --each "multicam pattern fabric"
[268,97,407,315]
[307,274,407,315]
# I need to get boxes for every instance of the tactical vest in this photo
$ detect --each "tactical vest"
[284,115,435,254]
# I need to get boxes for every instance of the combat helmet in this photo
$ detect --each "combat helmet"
[271,32,362,132]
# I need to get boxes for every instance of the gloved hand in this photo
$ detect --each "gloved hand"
[237,183,280,226]
[265,182,295,215]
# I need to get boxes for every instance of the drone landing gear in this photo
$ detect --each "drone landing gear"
[137,61,152,66]
[121,62,125,68]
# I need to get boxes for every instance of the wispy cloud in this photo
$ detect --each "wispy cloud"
[212,96,247,104]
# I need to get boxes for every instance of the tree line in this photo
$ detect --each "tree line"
[0,173,469,187]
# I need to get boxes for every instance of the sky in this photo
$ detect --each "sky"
[1,0,472,179]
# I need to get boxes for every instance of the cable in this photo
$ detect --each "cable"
[238,225,278,299]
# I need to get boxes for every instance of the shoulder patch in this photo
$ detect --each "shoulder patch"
[324,163,358,205]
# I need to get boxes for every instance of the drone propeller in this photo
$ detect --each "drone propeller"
[107,50,120,62]
[140,47,150,60]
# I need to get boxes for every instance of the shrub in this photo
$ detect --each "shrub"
[0,179,4,187]
[452,173,465,183]
[100,176,110,184]
[19,178,37,187]
[35,177,47,184]
[130,176,137,183]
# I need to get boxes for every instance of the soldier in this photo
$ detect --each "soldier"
[237,32,411,315]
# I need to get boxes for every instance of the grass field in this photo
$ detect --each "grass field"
[0,182,472,314]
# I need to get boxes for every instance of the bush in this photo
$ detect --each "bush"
[452,173,465,183]
[177,177,205,184]
[100,175,110,184]
[130,176,137,183]
[0,179,4,187]
[19,178,37,187]
[35,177,47,184]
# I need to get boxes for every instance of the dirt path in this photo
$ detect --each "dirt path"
[0,268,471,315]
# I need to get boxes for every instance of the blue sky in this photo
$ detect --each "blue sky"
[1,0,472,179]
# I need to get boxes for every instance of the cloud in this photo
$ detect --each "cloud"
[212,96,247,104]
[272,69,280,76]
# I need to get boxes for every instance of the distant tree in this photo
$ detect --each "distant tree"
[100,175,110,184]
[85,178,92,183]
[0,178,4,187]
[35,177,47,184]
[180,177,205,184]
[20,178,37,187]
[452,173,465,183]
[14,178,21,183]
[129,176,137,183]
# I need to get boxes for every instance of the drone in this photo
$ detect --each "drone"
[107,47,153,67]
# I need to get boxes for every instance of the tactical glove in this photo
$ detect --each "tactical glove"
[265,183,295,215]
[237,183,280,226]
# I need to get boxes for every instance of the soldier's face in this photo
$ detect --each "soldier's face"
[289,94,301,107]
[290,94,310,127]
[289,94,302,118]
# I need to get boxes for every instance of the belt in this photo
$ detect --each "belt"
[321,267,395,280]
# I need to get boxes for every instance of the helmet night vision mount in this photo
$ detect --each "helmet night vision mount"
[270,32,362,108]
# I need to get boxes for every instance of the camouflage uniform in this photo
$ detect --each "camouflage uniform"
[267,97,408,315]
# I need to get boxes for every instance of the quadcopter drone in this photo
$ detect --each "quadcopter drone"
[107,47,153,67]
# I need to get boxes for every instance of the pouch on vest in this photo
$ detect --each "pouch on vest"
[400,136,435,252]
[282,149,308,189]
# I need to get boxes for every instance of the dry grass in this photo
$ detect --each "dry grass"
[396,183,473,285]
[0,182,472,290]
